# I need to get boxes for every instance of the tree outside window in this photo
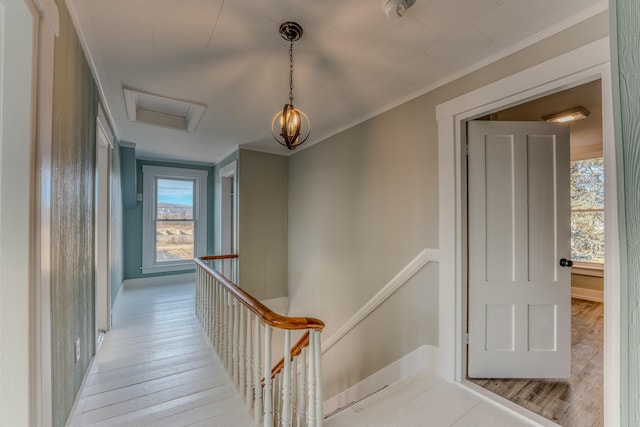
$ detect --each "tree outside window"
[570,157,604,264]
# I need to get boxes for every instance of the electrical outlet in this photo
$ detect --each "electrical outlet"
[75,337,81,363]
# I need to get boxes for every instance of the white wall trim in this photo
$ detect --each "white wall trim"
[123,272,195,289]
[571,287,605,303]
[219,160,237,178]
[436,36,619,426]
[141,165,208,275]
[322,248,439,355]
[323,344,438,417]
[31,0,58,35]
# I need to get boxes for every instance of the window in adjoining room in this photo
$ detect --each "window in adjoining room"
[570,156,604,265]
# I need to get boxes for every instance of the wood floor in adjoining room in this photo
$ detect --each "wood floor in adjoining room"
[469,298,604,427]
[66,281,253,427]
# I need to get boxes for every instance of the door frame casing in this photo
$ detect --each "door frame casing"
[217,160,238,280]
[436,37,619,425]
[95,106,112,336]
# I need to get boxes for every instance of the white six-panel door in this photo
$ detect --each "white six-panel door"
[467,121,571,378]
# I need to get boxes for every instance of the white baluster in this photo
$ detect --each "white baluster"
[195,268,201,322]
[239,304,246,399]
[204,275,210,337]
[214,278,218,352]
[217,284,224,354]
[307,332,316,426]
[213,283,219,352]
[254,318,262,424]
[210,277,215,338]
[263,325,273,427]
[245,308,253,408]
[233,300,240,387]
[282,330,292,427]
[291,353,298,427]
[223,289,229,370]
[298,347,306,427]
[314,331,323,427]
[277,374,281,424]
[227,293,233,370]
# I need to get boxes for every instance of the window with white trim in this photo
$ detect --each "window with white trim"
[570,156,604,266]
[142,165,208,274]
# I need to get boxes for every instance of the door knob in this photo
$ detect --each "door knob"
[559,258,573,267]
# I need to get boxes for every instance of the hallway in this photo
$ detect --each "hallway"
[67,279,546,427]
[67,281,252,426]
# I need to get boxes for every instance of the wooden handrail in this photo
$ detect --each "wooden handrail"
[199,254,239,261]
[195,256,325,331]
[270,331,310,379]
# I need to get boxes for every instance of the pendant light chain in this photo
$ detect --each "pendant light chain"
[289,41,294,105]
[272,21,309,150]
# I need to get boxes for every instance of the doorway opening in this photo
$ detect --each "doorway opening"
[436,38,618,427]
[467,80,604,426]
[465,81,604,426]
[95,109,113,349]
[218,160,237,282]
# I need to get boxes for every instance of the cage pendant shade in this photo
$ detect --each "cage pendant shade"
[273,103,309,150]
[271,22,310,150]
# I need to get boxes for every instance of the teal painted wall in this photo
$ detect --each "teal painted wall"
[120,145,137,208]
[122,159,215,280]
[110,139,124,306]
[610,0,640,424]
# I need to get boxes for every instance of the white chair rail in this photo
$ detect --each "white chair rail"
[195,255,325,427]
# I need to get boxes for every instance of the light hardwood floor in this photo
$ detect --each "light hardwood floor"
[68,279,553,426]
[469,299,604,427]
[66,281,253,427]
[325,370,538,427]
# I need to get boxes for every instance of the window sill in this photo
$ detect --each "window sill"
[571,262,604,277]
[141,261,195,275]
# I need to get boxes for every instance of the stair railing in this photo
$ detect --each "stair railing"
[195,255,325,427]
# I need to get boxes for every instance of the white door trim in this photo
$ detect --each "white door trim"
[95,107,112,336]
[436,37,619,426]
[217,160,237,254]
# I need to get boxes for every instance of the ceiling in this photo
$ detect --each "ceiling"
[491,79,603,151]
[66,0,606,164]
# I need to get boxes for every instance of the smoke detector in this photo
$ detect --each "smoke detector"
[383,0,416,18]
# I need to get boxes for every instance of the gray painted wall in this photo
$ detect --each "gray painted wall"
[50,1,98,425]
[288,12,609,400]
[238,149,288,300]
[610,0,640,424]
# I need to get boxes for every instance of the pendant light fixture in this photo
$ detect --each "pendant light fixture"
[271,21,310,150]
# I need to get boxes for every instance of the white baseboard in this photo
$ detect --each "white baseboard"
[123,272,195,289]
[323,344,439,416]
[261,296,288,315]
[571,286,604,302]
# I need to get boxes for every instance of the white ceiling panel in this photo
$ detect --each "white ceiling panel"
[472,0,557,42]
[415,0,500,37]
[66,0,608,163]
